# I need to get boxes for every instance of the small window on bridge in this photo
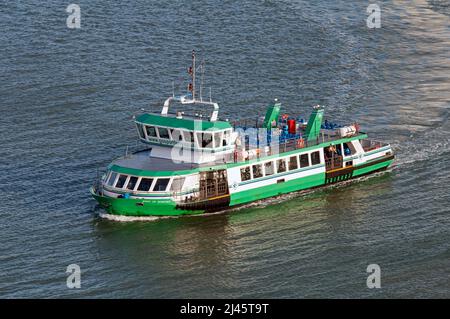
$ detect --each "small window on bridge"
[202,133,213,148]
[145,126,157,138]
[158,127,170,139]
[223,130,230,146]
[214,132,222,148]
[183,131,194,143]
[171,129,183,141]
[136,124,145,139]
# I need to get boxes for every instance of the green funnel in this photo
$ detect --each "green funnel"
[305,105,324,142]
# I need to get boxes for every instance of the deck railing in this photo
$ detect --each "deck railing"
[361,139,387,152]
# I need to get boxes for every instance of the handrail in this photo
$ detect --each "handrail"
[161,96,220,122]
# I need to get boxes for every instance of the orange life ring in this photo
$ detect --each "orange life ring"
[297,138,305,148]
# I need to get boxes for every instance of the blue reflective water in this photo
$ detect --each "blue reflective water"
[0,0,449,298]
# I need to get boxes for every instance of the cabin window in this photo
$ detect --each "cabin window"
[153,178,170,191]
[214,132,222,148]
[264,161,274,176]
[252,164,263,179]
[126,176,138,190]
[311,151,321,165]
[240,166,251,181]
[145,126,157,138]
[299,154,309,168]
[158,127,170,139]
[277,159,286,173]
[343,142,356,156]
[183,131,194,143]
[170,177,185,192]
[115,174,128,188]
[171,129,183,141]
[107,172,118,186]
[289,156,298,170]
[137,178,153,192]
[136,124,145,139]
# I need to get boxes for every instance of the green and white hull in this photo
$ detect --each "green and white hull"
[91,136,394,217]
[91,52,394,217]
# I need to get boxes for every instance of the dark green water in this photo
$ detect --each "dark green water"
[0,0,449,298]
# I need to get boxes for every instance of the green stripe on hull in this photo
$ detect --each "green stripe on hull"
[230,172,325,206]
[353,159,393,177]
[91,188,202,216]
[92,157,394,217]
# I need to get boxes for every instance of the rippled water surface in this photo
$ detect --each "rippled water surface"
[0,0,449,298]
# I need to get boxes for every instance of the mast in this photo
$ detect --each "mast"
[190,50,195,101]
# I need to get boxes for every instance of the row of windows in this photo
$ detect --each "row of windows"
[136,123,231,149]
[105,171,185,193]
[240,151,321,182]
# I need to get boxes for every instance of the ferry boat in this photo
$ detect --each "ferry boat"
[91,51,395,217]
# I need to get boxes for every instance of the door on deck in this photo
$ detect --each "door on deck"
[324,143,354,184]
[199,169,229,200]
[324,144,343,171]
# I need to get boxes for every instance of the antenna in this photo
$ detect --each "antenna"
[199,60,205,102]
[209,87,212,102]
[187,50,196,101]
[192,50,196,101]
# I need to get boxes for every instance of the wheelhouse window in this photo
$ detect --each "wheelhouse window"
[240,166,251,181]
[277,159,286,173]
[115,174,128,188]
[196,132,213,148]
[170,177,185,192]
[106,172,118,186]
[311,151,321,165]
[145,126,157,138]
[289,156,298,170]
[153,178,170,191]
[223,130,230,146]
[136,123,145,139]
[158,127,170,139]
[171,129,183,142]
[264,161,274,176]
[214,132,222,148]
[299,154,309,168]
[252,164,263,179]
[183,131,194,143]
[126,176,138,190]
[137,178,153,192]
[203,133,213,148]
